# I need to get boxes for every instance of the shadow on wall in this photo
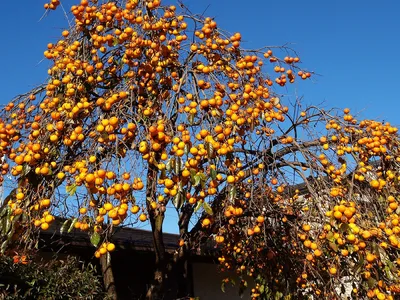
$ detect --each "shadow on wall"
[192,262,253,300]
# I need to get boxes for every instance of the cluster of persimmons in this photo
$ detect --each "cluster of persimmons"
[0,0,399,299]
[209,114,400,299]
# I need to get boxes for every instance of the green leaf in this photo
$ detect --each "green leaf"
[90,232,101,247]
[3,217,11,235]
[0,240,8,254]
[190,168,197,177]
[210,168,217,180]
[275,291,283,300]
[60,219,71,235]
[203,202,213,215]
[7,226,14,240]
[172,192,184,209]
[22,164,32,177]
[339,223,350,233]
[396,206,400,215]
[66,184,77,196]
[0,206,8,218]
[229,186,237,202]
[166,157,175,172]
[178,181,184,193]
[221,281,226,293]
[384,266,394,281]
[68,218,78,233]
[372,242,380,256]
[259,284,265,294]
[367,277,376,289]
[184,143,190,155]
[353,254,365,274]
[194,201,202,212]
[193,174,201,187]
[199,172,207,181]
[190,169,197,184]
[174,157,182,175]
[188,113,194,125]
[206,142,214,158]
[326,231,334,242]
[377,244,388,261]
[160,169,167,179]
[199,172,207,188]
[386,258,397,273]
[329,242,338,252]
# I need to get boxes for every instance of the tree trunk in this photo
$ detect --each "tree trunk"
[174,205,194,298]
[175,246,194,298]
[146,214,166,300]
[100,252,118,300]
[146,161,167,300]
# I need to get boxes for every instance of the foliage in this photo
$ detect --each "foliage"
[0,254,105,299]
[205,116,400,299]
[0,0,399,299]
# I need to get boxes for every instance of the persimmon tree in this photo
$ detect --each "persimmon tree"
[196,115,400,300]
[1,0,399,299]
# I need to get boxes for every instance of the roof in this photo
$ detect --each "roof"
[40,218,180,253]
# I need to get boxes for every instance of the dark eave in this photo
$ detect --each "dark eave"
[39,218,180,253]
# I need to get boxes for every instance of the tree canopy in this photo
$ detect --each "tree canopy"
[1,0,400,299]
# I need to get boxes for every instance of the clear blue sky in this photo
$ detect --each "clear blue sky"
[1,0,400,233]
[2,0,399,124]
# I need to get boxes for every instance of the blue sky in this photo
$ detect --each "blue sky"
[2,0,399,124]
[1,0,399,233]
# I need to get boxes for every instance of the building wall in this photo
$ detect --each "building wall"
[192,262,251,300]
[39,231,251,299]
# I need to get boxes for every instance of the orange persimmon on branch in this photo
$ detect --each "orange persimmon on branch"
[0,0,399,299]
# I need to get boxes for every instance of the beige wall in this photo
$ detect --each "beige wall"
[192,262,251,300]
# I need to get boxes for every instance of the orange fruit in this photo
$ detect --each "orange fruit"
[107,243,116,252]
[314,249,322,257]
[202,218,211,227]
[226,175,235,184]
[215,236,225,243]
[131,205,140,214]
[41,222,49,230]
[85,173,95,183]
[139,213,147,222]
[333,211,343,219]
[104,202,113,211]
[366,253,376,263]
[329,267,337,275]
